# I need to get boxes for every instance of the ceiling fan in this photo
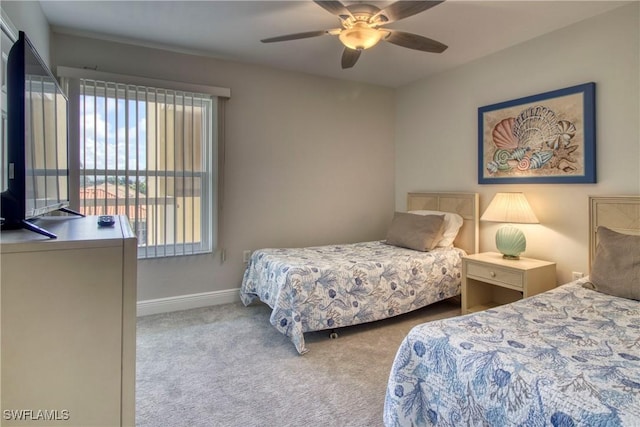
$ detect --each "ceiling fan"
[261,1,448,69]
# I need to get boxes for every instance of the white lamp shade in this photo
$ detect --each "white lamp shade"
[481,192,539,224]
[482,192,538,259]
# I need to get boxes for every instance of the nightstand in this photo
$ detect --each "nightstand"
[462,252,556,314]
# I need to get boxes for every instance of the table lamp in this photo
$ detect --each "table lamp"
[481,192,539,259]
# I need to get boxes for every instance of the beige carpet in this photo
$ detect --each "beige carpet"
[136,298,460,427]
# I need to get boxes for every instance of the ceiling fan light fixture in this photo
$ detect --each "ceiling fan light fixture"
[338,22,383,50]
[262,0,448,69]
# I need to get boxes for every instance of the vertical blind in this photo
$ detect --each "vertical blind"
[76,78,215,258]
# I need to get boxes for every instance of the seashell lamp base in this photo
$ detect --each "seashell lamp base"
[495,224,527,259]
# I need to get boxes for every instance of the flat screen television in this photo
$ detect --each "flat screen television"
[1,31,80,238]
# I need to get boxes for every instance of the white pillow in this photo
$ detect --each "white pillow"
[407,210,464,248]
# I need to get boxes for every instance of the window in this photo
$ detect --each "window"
[60,69,229,259]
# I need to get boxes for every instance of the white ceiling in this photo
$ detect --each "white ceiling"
[40,0,630,88]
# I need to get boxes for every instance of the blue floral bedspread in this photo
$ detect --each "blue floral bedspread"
[240,241,465,354]
[384,282,640,426]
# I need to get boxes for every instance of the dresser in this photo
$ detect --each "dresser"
[1,215,136,426]
[462,252,556,314]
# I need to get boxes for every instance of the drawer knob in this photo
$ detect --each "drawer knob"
[490,271,496,277]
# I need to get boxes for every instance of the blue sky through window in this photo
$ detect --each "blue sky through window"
[80,95,147,171]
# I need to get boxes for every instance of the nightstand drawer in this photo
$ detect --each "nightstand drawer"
[467,262,523,289]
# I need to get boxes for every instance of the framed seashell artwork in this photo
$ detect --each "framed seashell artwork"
[478,82,596,184]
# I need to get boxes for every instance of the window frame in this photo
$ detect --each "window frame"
[58,67,230,259]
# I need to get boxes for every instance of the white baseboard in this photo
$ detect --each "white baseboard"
[137,288,241,317]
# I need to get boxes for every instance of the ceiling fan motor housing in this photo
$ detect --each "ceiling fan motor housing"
[338,4,387,50]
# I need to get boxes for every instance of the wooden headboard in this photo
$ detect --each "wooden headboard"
[589,195,640,270]
[406,192,479,255]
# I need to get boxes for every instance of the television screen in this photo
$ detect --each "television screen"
[24,61,69,218]
[1,31,75,238]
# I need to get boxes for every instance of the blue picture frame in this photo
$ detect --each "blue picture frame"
[478,82,596,184]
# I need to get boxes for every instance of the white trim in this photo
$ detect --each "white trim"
[137,288,241,317]
[57,66,231,98]
[1,9,18,42]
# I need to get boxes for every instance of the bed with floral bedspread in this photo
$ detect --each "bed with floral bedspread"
[241,241,465,354]
[384,281,640,426]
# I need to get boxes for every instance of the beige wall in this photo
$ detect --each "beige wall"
[49,34,396,301]
[395,3,640,284]
[1,1,50,64]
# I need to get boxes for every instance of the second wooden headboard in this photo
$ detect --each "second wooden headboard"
[406,192,479,255]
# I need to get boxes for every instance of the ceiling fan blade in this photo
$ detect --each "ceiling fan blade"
[313,1,353,20]
[384,30,448,53]
[261,31,329,43]
[376,1,444,24]
[341,48,361,69]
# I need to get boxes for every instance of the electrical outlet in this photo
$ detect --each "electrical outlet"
[572,271,584,281]
[243,250,252,263]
